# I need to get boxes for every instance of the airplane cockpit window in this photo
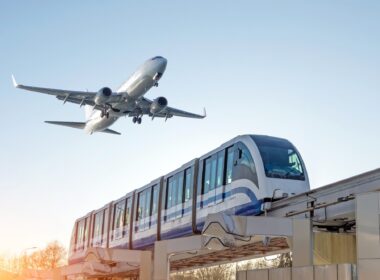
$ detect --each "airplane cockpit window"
[252,136,305,181]
[151,56,163,60]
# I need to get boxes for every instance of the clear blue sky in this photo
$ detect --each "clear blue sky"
[1,1,379,255]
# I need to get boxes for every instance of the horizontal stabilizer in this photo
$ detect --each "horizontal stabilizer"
[45,121,121,135]
[45,121,85,129]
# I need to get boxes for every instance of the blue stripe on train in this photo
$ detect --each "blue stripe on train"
[112,186,262,250]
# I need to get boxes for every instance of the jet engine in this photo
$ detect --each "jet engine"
[150,97,168,114]
[94,87,112,105]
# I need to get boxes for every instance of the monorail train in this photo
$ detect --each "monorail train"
[68,135,310,264]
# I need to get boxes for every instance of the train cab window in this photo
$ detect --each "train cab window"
[225,146,235,184]
[113,200,125,239]
[252,135,305,181]
[233,143,259,187]
[184,167,193,202]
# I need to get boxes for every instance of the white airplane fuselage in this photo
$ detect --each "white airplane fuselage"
[84,57,167,134]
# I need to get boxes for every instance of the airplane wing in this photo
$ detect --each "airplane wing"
[12,75,123,109]
[138,97,206,119]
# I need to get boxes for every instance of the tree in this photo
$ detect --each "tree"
[21,241,67,271]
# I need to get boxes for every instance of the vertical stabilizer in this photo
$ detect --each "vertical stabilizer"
[84,105,94,121]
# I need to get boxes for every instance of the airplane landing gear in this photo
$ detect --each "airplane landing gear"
[101,110,110,118]
[132,116,142,124]
[154,82,159,87]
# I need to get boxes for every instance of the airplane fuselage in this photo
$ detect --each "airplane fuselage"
[84,56,167,134]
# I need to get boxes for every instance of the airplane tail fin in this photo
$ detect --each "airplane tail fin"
[84,105,94,121]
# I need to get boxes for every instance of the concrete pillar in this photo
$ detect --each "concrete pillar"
[153,240,169,280]
[292,218,313,267]
[140,251,153,280]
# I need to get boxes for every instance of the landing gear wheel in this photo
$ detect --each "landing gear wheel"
[100,111,105,118]
[132,116,137,123]
[137,117,142,124]
[154,82,159,87]
[106,112,110,118]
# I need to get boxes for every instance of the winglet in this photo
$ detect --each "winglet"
[11,74,18,87]
[202,107,207,118]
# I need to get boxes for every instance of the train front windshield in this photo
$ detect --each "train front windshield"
[252,136,305,181]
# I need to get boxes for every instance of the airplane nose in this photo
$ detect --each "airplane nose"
[161,58,167,67]
[159,58,167,71]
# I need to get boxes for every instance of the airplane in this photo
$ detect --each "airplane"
[12,56,206,135]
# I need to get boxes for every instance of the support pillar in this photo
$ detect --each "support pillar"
[292,218,314,267]
[356,192,380,280]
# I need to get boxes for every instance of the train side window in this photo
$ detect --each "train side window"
[225,146,235,184]
[151,185,159,216]
[166,177,173,209]
[216,151,225,188]
[203,157,211,194]
[173,176,178,207]
[137,192,145,221]
[210,155,217,191]
[184,167,193,202]
[113,200,125,239]
[84,217,90,247]
[125,198,132,227]
[177,172,184,205]
[233,143,259,187]
[144,188,151,219]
